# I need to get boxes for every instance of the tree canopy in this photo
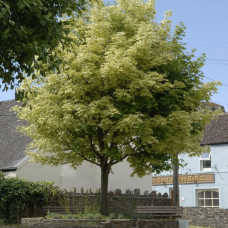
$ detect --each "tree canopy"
[0,0,88,90]
[15,0,220,214]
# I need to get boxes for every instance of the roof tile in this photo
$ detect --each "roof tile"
[0,100,30,169]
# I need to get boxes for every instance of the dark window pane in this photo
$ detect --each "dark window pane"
[203,160,211,169]
[198,191,204,198]
[213,191,219,198]
[205,191,211,198]
[206,199,212,206]
[213,199,219,206]
[198,199,204,207]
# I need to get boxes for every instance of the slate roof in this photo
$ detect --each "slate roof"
[201,113,228,145]
[0,100,30,169]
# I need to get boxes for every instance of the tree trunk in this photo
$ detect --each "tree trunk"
[99,163,110,215]
[173,153,179,206]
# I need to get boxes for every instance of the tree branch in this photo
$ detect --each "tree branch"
[97,127,105,151]
[109,131,118,151]
[55,130,100,166]
[110,154,128,165]
[87,133,102,159]
[77,152,100,166]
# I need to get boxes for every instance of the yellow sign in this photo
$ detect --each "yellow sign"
[152,174,215,185]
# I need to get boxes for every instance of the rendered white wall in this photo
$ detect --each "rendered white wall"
[60,160,151,193]
[16,160,62,186]
[16,158,151,193]
[152,144,228,208]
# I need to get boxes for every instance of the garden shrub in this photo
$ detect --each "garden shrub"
[0,172,63,224]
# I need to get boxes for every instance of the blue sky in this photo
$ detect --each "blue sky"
[1,0,228,110]
[155,0,228,111]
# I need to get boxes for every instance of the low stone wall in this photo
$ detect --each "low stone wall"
[66,191,171,215]
[108,194,171,214]
[21,218,179,228]
[183,207,228,228]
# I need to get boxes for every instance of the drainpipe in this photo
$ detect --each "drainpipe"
[173,153,179,206]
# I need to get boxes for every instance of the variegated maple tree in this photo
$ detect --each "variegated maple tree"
[15,0,220,215]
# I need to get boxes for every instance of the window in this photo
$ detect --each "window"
[197,189,219,208]
[200,153,211,171]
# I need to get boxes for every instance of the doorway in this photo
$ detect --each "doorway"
[170,189,180,206]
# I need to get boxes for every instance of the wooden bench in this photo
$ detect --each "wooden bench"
[134,206,183,218]
[43,205,183,218]
[43,206,81,215]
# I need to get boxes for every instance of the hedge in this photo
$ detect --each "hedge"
[0,172,63,224]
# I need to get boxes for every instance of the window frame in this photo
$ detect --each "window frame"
[196,189,219,208]
[200,152,211,171]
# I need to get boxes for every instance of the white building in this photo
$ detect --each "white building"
[153,111,228,208]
